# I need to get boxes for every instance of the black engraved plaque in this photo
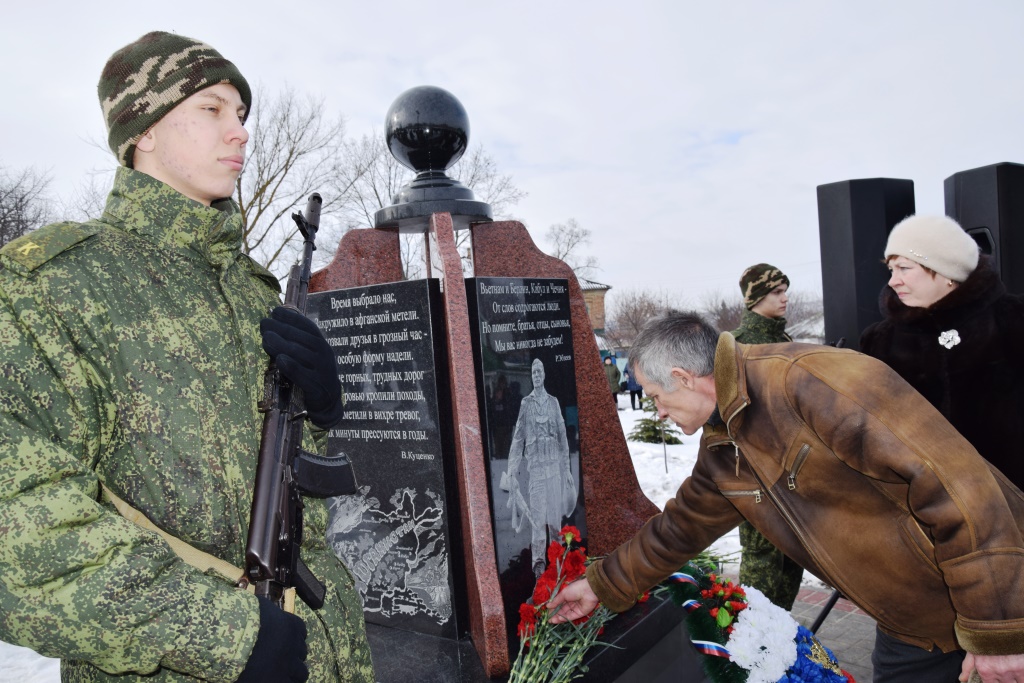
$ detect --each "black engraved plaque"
[465,277,587,651]
[308,279,463,639]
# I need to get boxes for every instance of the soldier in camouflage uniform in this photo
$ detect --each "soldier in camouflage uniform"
[730,264,804,611]
[0,31,373,682]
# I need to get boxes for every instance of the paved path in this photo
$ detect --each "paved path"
[791,586,876,682]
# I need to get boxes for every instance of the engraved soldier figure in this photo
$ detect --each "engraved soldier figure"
[504,358,577,575]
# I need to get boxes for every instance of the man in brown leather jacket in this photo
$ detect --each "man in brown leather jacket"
[550,311,1024,683]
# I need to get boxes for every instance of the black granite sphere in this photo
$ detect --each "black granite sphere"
[385,86,469,173]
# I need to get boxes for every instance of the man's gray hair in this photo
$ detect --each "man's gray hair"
[628,310,719,390]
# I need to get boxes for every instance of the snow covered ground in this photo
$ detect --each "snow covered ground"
[615,401,742,570]
[0,641,59,683]
[0,401,795,681]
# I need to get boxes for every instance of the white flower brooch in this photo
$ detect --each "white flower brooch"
[938,329,961,349]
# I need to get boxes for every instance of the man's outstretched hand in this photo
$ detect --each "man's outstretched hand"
[960,652,1024,682]
[547,577,600,624]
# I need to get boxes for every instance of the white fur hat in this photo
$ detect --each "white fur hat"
[884,214,980,282]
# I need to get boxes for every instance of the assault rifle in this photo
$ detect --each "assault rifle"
[243,193,357,611]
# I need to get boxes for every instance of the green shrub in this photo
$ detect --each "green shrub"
[627,397,683,444]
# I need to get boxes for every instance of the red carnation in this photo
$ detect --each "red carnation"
[548,540,567,567]
[517,603,537,641]
[560,525,582,545]
[533,574,557,605]
[562,549,587,581]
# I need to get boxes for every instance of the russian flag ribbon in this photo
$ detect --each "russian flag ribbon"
[692,639,731,659]
[682,599,702,613]
[668,572,699,587]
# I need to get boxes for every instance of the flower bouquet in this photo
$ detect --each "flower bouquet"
[659,563,857,683]
[509,526,618,683]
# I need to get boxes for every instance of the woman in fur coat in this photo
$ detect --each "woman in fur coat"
[860,214,1024,490]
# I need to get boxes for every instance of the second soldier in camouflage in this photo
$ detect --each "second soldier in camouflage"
[730,263,804,611]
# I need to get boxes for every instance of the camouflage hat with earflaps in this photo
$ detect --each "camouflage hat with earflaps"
[98,31,252,168]
[739,263,790,309]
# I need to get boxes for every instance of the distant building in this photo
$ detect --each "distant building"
[579,278,611,334]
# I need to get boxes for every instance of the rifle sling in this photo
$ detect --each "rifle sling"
[101,483,296,614]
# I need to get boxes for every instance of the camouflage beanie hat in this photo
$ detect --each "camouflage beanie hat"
[98,31,252,167]
[739,263,790,309]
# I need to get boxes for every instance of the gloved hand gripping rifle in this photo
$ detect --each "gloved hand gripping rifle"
[242,193,357,611]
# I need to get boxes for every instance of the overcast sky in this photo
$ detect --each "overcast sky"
[3,1,1022,309]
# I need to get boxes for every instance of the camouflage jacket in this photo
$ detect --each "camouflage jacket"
[0,168,372,682]
[730,309,791,344]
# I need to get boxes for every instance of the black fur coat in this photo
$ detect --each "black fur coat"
[860,257,1024,489]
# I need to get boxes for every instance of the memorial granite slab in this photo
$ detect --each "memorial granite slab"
[465,276,587,655]
[308,279,466,640]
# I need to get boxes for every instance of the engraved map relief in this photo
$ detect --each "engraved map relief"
[327,486,452,625]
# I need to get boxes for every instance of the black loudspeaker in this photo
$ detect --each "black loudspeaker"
[944,162,1024,295]
[816,178,916,351]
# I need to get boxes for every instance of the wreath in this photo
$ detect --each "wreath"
[658,563,857,683]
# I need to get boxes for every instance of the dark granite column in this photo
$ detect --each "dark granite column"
[471,220,659,556]
[428,212,509,677]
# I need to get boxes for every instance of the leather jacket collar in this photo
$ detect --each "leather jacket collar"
[704,333,750,446]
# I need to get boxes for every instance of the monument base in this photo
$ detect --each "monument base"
[366,623,489,683]
[580,594,710,683]
[365,593,709,682]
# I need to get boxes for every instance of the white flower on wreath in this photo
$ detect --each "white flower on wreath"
[938,329,961,349]
[726,586,799,683]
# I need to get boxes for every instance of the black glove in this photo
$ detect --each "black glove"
[260,306,343,428]
[237,596,308,682]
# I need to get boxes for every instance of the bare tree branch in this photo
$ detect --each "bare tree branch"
[334,132,406,229]
[450,145,527,220]
[544,218,600,280]
[604,289,676,349]
[697,290,746,332]
[235,86,360,278]
[0,165,52,247]
[60,169,114,222]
